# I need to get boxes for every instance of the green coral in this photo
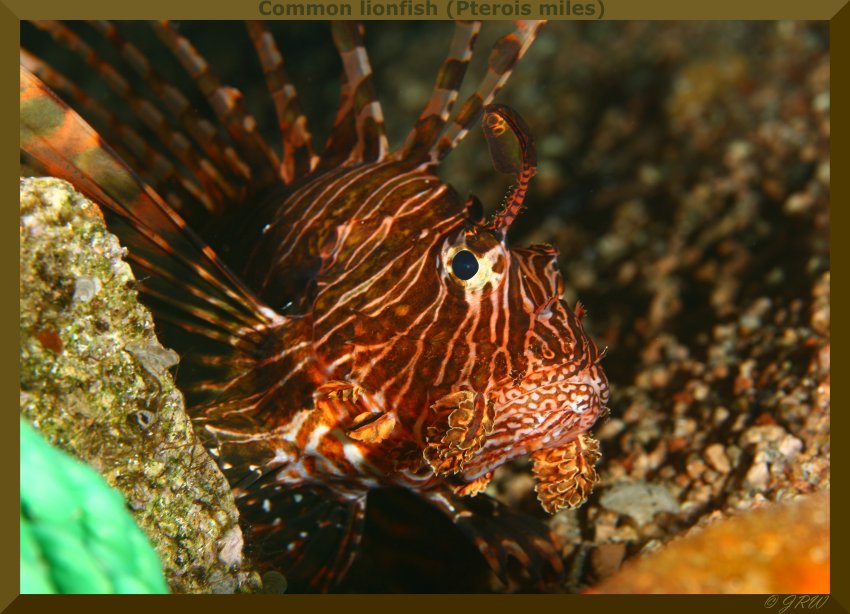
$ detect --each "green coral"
[21,419,169,594]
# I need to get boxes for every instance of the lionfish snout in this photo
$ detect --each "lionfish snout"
[424,360,608,512]
[495,363,609,447]
[482,364,607,507]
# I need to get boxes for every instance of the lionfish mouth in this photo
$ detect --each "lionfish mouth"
[423,368,607,513]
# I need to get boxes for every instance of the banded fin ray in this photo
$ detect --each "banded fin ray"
[86,20,252,202]
[240,479,367,593]
[20,48,213,216]
[399,20,481,160]
[20,66,277,353]
[152,20,282,191]
[27,20,238,217]
[315,71,357,172]
[245,20,319,184]
[321,22,389,167]
[422,488,565,587]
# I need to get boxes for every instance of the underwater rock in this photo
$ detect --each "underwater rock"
[598,480,679,526]
[19,177,261,594]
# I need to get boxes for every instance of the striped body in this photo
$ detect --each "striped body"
[21,22,609,591]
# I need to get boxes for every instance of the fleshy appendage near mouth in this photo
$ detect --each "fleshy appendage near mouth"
[529,432,601,513]
[423,378,605,513]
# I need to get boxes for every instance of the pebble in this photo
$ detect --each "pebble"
[592,509,621,543]
[217,526,244,568]
[599,481,680,526]
[704,443,731,474]
[725,140,753,165]
[550,510,583,552]
[590,543,627,581]
[638,164,662,186]
[778,435,803,458]
[740,424,787,447]
[816,159,830,182]
[596,418,626,440]
[72,276,102,303]
[712,406,731,426]
[207,570,238,594]
[500,472,535,506]
[766,267,785,285]
[125,341,180,379]
[262,571,288,594]
[691,382,709,402]
[685,453,707,480]
[745,462,770,491]
[673,417,698,438]
[597,234,628,262]
[784,191,815,214]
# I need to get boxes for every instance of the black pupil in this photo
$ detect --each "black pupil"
[451,250,479,280]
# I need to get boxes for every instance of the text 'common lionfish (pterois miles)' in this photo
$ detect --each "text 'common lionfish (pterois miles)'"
[20,21,609,592]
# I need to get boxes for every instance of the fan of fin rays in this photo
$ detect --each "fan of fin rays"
[20,19,544,367]
[22,20,543,208]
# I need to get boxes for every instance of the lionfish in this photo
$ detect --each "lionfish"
[20,21,610,592]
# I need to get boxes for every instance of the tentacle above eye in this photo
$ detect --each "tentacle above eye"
[480,104,538,234]
[432,20,545,162]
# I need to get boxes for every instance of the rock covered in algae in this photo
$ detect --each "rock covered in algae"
[19,177,262,594]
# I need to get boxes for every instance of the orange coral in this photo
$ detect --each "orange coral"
[590,492,830,594]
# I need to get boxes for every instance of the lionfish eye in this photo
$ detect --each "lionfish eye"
[451,250,479,280]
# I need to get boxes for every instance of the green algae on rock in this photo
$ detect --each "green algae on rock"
[19,177,262,594]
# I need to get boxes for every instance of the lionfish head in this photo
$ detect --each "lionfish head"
[423,194,610,512]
